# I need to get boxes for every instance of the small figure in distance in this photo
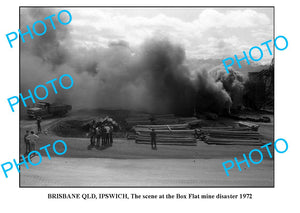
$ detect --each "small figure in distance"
[150,129,157,150]
[24,130,30,155]
[36,116,42,134]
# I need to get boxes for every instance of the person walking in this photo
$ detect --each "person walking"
[26,131,39,154]
[150,129,157,150]
[24,130,30,155]
[37,116,42,133]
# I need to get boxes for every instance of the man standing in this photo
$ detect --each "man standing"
[24,130,30,155]
[104,125,110,146]
[150,129,157,150]
[95,125,102,149]
[26,131,39,153]
[37,116,42,133]
[109,125,113,146]
[101,126,105,146]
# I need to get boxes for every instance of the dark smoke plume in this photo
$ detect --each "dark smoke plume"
[20,9,246,115]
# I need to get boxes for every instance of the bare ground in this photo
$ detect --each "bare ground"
[20,157,273,187]
[19,112,274,187]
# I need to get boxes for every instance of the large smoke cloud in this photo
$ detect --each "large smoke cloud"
[20,9,246,116]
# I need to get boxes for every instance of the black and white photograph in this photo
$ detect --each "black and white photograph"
[19,7,274,187]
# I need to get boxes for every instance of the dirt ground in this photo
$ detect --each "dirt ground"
[20,157,273,187]
[19,111,274,187]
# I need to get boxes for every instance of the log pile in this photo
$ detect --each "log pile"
[134,123,189,131]
[237,121,259,131]
[126,132,137,140]
[125,119,153,126]
[126,114,264,146]
[134,124,196,146]
[187,119,204,128]
[153,114,178,125]
[230,114,271,123]
[125,114,179,126]
[125,115,152,126]
[154,114,176,118]
[178,117,198,123]
[201,127,263,146]
[154,118,179,125]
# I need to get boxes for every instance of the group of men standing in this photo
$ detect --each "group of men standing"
[24,130,39,156]
[24,116,159,154]
[88,120,114,150]
[23,116,42,156]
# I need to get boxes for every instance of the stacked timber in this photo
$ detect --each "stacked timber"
[134,123,189,131]
[178,117,198,123]
[201,126,252,131]
[154,114,176,118]
[237,121,259,131]
[153,114,178,125]
[126,114,203,126]
[155,118,179,125]
[126,132,136,140]
[135,124,196,146]
[126,114,179,126]
[125,114,152,126]
[230,114,271,123]
[125,119,153,126]
[201,127,263,146]
[187,119,204,127]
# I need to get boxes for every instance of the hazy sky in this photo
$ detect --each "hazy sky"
[21,7,274,64]
[63,7,273,64]
[20,7,273,112]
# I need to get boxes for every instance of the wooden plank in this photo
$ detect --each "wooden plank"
[205,142,264,146]
[136,141,197,146]
[136,138,196,142]
[136,129,195,133]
